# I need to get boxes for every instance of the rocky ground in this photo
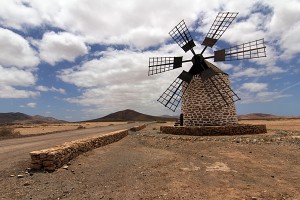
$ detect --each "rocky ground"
[0,122,299,200]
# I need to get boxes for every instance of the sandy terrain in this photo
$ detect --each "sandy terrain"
[12,122,128,135]
[0,120,299,199]
[8,119,300,135]
[239,119,300,132]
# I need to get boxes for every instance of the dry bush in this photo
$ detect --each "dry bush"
[77,125,85,129]
[0,126,20,137]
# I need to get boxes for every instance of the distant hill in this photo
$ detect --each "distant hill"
[0,112,66,124]
[238,113,300,120]
[86,109,177,122]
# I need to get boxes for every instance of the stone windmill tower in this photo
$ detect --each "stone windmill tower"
[148,12,266,126]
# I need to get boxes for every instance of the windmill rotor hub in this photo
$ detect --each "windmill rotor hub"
[192,54,204,65]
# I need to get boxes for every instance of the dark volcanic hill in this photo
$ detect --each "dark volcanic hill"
[237,113,299,120]
[0,112,66,124]
[0,112,31,124]
[86,109,177,122]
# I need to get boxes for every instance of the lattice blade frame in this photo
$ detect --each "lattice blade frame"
[148,57,182,76]
[202,12,238,47]
[169,20,196,52]
[214,38,266,61]
[203,74,240,108]
[157,76,189,112]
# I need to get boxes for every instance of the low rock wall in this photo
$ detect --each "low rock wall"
[160,125,267,136]
[130,124,146,132]
[30,129,128,171]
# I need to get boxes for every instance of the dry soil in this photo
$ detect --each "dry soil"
[0,120,299,200]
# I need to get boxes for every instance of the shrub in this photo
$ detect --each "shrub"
[0,126,20,137]
[77,125,85,129]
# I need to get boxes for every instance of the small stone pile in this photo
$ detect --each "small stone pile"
[30,129,128,171]
[130,124,146,132]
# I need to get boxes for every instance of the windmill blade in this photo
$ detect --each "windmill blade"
[202,12,238,49]
[157,71,193,111]
[213,38,266,62]
[202,74,240,108]
[169,20,196,52]
[148,56,183,76]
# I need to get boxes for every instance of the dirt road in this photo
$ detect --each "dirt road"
[0,122,145,172]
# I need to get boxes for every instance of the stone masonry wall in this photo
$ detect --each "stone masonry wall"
[130,124,146,132]
[160,124,267,136]
[30,129,128,171]
[182,74,238,126]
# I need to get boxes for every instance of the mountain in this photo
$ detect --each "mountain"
[0,112,66,124]
[86,109,177,122]
[237,113,299,120]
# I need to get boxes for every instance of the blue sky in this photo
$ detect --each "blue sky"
[0,0,299,121]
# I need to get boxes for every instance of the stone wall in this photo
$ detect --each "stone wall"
[30,129,128,171]
[182,73,238,126]
[160,125,267,136]
[130,124,146,132]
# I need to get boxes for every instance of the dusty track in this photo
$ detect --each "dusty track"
[0,122,145,171]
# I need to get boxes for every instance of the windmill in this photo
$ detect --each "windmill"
[148,12,266,126]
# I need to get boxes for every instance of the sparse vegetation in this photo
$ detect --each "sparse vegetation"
[156,121,167,123]
[0,126,20,138]
[77,125,85,129]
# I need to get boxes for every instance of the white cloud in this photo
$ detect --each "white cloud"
[0,28,39,68]
[0,0,42,29]
[38,31,88,65]
[58,45,185,117]
[35,85,66,94]
[280,22,300,60]
[0,85,39,98]
[233,65,285,78]
[241,82,268,92]
[0,65,39,99]
[1,0,299,118]
[27,102,37,108]
[0,65,36,86]
[238,81,291,104]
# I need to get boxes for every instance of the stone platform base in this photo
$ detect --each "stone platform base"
[160,124,267,136]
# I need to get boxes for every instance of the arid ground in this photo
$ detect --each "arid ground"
[12,122,128,135]
[0,119,299,200]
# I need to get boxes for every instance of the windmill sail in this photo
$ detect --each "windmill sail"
[169,20,196,52]
[213,39,266,61]
[148,57,183,76]
[157,71,192,112]
[202,12,238,48]
[203,74,240,108]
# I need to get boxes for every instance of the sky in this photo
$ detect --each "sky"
[0,0,299,121]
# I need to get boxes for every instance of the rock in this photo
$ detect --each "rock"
[24,182,30,186]
[17,174,24,178]
[10,175,15,177]
[62,165,69,170]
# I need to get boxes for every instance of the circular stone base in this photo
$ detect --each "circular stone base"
[160,124,267,136]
